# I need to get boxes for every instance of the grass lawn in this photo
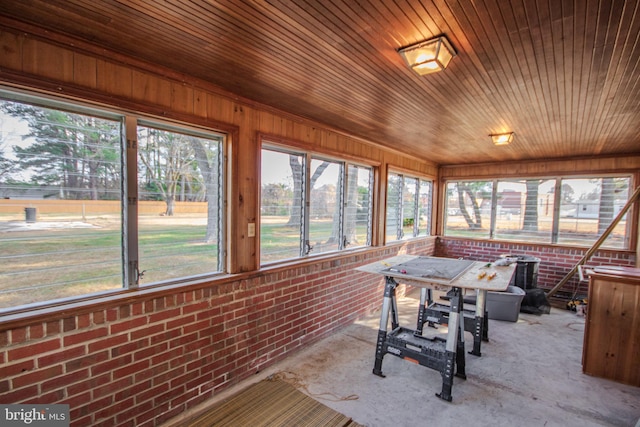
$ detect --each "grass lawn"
[0,217,220,309]
[0,212,626,309]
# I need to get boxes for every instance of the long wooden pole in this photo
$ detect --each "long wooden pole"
[546,185,640,298]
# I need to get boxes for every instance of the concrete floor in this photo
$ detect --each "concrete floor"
[168,289,640,427]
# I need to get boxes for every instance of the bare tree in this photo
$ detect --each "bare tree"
[190,137,220,243]
[138,129,195,216]
[457,183,483,229]
[286,155,330,226]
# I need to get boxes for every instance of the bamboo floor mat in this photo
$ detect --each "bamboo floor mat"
[183,377,363,427]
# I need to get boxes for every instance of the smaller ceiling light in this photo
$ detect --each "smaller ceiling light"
[398,35,457,75]
[490,132,515,146]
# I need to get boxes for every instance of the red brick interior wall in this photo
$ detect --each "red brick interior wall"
[0,239,435,427]
[435,238,636,299]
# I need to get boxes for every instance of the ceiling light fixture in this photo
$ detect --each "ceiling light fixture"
[490,132,515,146]
[398,35,457,75]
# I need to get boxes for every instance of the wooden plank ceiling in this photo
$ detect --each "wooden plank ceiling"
[0,0,639,165]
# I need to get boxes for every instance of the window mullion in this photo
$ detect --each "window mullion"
[302,154,311,256]
[396,175,404,240]
[338,163,346,249]
[397,176,404,240]
[551,178,562,243]
[424,181,433,236]
[413,178,420,237]
[489,179,498,239]
[217,147,225,272]
[366,168,374,245]
[124,116,139,288]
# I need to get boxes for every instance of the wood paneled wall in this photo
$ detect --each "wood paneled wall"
[440,156,640,179]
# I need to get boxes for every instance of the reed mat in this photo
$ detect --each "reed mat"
[183,377,363,427]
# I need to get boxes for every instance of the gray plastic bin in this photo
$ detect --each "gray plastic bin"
[467,285,526,322]
[486,286,526,322]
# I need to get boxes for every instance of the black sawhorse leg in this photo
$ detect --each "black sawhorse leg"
[373,276,398,377]
[416,288,489,357]
[437,286,465,401]
[469,289,488,356]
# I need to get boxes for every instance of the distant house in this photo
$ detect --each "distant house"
[498,190,522,214]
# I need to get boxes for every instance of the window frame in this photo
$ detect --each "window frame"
[132,119,227,284]
[0,88,228,312]
[443,175,634,249]
[259,142,375,265]
[385,171,434,243]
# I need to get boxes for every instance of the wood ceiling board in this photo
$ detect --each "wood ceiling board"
[0,0,639,165]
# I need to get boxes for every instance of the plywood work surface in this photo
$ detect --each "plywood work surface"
[357,255,514,291]
[385,257,475,281]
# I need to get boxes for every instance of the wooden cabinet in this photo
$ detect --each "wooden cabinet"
[583,266,640,386]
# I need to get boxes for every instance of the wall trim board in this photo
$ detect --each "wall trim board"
[440,154,640,180]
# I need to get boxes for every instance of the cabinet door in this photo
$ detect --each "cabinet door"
[583,273,640,386]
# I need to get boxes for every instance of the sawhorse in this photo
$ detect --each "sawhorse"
[416,289,489,356]
[372,276,467,402]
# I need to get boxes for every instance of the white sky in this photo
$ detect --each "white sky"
[261,150,368,188]
[261,150,294,185]
[0,112,36,182]
[0,112,32,159]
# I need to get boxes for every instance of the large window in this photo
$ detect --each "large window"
[0,91,225,310]
[444,181,492,239]
[493,179,555,243]
[445,177,632,248]
[136,123,224,283]
[386,172,433,242]
[557,177,630,247]
[260,145,373,264]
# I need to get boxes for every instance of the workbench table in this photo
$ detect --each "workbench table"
[357,255,515,401]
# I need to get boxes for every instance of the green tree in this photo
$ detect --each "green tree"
[0,142,17,184]
[261,182,291,215]
[0,138,18,198]
[138,127,221,242]
[1,101,120,199]
[138,128,196,216]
